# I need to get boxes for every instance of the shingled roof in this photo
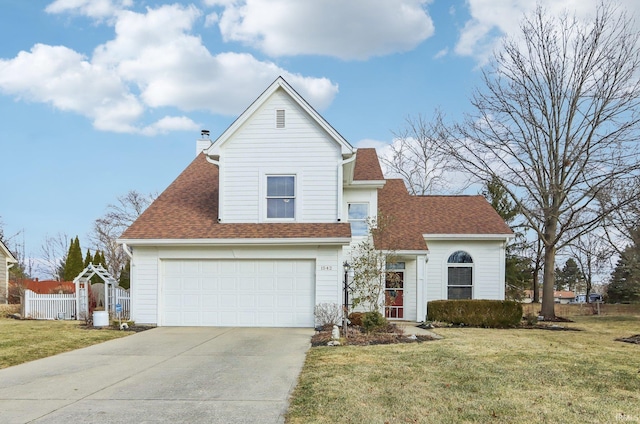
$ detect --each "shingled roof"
[120,154,352,241]
[122,151,512,249]
[353,148,384,181]
[375,179,513,251]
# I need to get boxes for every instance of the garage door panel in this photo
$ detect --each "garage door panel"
[239,277,255,291]
[162,259,315,327]
[183,277,200,290]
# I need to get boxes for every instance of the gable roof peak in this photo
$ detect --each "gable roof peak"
[206,76,353,158]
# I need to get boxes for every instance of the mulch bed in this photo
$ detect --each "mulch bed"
[80,324,154,333]
[311,324,436,347]
[615,334,640,345]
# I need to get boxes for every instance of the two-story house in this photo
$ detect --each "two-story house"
[119,77,513,327]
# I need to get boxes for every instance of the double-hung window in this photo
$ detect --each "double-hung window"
[348,203,369,236]
[267,175,295,219]
[447,250,473,299]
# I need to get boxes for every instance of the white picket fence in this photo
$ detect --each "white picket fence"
[110,286,131,320]
[22,288,131,321]
[23,291,76,320]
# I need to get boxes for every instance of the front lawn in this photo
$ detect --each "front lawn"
[286,315,640,424]
[0,318,131,369]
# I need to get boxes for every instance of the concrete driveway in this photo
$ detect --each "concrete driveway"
[0,327,313,424]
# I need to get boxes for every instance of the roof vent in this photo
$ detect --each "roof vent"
[276,109,285,129]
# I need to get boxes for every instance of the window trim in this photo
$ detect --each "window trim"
[446,250,473,300]
[265,174,296,220]
[347,202,369,237]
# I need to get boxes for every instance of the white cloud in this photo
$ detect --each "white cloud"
[141,116,200,136]
[433,48,448,59]
[0,44,144,132]
[456,0,640,64]
[0,3,338,135]
[214,0,435,60]
[45,0,132,19]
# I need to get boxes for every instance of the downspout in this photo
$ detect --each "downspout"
[206,155,222,222]
[338,153,357,221]
[121,243,133,259]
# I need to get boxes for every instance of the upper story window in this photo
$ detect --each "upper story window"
[348,203,368,236]
[447,250,473,299]
[276,109,285,129]
[267,175,295,219]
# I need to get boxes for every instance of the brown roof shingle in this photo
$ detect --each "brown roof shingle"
[375,179,513,251]
[121,154,351,240]
[353,148,384,181]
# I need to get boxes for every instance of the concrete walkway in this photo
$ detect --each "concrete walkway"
[0,327,313,424]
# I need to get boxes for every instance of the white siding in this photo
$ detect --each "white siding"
[130,244,343,326]
[0,260,7,304]
[130,247,160,325]
[315,246,341,305]
[403,259,417,321]
[220,90,341,223]
[425,240,506,302]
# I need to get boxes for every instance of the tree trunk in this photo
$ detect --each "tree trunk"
[540,242,557,320]
[540,214,558,319]
[532,267,539,303]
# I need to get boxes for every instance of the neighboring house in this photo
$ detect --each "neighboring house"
[119,77,513,327]
[1,240,18,304]
[523,290,575,304]
[23,279,75,294]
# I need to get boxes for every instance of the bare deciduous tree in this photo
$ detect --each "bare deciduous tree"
[568,231,611,302]
[91,190,156,278]
[381,112,461,195]
[37,232,69,281]
[441,4,640,319]
[602,181,640,274]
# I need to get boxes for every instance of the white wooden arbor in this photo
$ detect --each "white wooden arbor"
[73,263,119,320]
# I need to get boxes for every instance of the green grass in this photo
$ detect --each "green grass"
[286,315,640,424]
[0,318,131,369]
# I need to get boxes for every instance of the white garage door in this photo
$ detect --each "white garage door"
[161,259,315,327]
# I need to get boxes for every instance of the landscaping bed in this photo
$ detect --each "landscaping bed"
[311,323,435,347]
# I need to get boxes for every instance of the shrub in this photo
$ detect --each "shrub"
[314,303,342,327]
[427,300,523,328]
[348,312,364,326]
[362,311,388,332]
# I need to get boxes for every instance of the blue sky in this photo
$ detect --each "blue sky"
[1,0,636,272]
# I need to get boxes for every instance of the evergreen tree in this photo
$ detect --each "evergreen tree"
[482,177,532,300]
[84,248,93,268]
[607,245,640,303]
[118,259,131,290]
[63,236,84,281]
[555,258,584,292]
[90,250,108,284]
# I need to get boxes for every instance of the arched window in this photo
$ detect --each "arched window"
[447,250,473,299]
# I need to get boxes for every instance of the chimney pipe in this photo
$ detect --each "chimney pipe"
[196,129,212,157]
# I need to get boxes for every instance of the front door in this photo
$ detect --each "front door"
[385,271,404,319]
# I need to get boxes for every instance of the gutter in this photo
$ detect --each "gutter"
[117,237,353,247]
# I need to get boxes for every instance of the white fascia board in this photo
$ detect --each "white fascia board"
[207,77,354,157]
[423,234,514,241]
[0,240,17,263]
[388,250,430,256]
[117,237,353,247]
[346,180,386,189]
